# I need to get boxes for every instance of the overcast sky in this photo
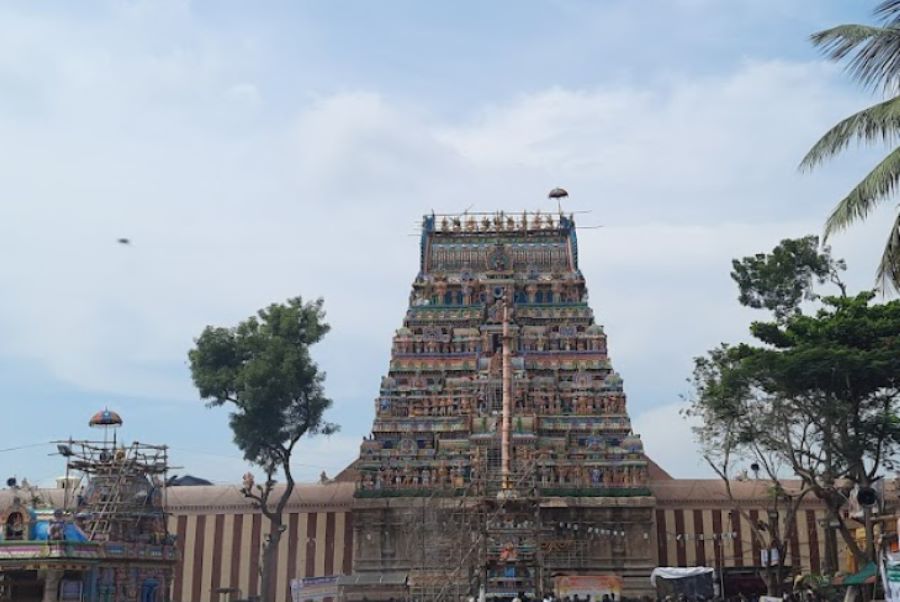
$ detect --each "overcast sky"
[0,0,895,486]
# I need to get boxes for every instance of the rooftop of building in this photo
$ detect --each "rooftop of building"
[3,471,855,514]
[424,211,577,238]
[0,481,358,516]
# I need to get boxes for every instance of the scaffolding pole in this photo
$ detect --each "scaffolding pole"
[501,301,512,494]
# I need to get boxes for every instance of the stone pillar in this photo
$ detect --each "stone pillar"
[42,569,62,602]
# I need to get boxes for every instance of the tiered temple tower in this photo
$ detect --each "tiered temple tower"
[349,212,656,600]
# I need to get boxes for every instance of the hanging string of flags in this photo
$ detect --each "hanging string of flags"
[664,531,740,542]
[550,521,742,541]
[547,525,804,544]
[552,522,649,540]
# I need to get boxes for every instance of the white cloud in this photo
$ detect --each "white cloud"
[225,82,261,106]
[0,4,893,481]
[437,60,875,225]
[632,402,706,478]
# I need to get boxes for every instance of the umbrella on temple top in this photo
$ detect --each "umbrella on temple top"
[548,187,568,199]
[89,408,123,446]
[548,187,568,213]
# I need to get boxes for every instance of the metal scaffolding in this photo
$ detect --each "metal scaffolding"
[56,440,170,544]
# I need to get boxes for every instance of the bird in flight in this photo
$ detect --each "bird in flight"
[117,238,131,245]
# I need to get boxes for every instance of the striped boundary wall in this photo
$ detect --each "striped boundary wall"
[167,510,352,602]
[165,479,851,602]
[653,506,830,573]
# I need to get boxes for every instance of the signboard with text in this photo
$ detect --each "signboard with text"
[556,575,623,599]
[290,575,339,602]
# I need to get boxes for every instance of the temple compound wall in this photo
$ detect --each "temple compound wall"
[163,478,838,602]
[652,479,837,577]
[164,484,354,602]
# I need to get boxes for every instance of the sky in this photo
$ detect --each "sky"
[0,0,896,486]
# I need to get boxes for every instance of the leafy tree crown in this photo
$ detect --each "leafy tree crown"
[730,235,845,321]
[188,297,337,466]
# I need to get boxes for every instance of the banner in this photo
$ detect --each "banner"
[761,548,780,566]
[290,575,339,602]
[556,576,622,598]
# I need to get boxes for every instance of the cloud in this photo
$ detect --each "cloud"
[0,3,892,481]
[225,82,261,106]
[437,60,878,224]
[632,402,706,478]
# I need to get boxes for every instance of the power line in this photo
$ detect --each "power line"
[0,441,52,454]
[166,446,347,471]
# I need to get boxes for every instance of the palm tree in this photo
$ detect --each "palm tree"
[801,0,900,292]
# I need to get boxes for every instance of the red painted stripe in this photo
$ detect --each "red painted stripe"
[324,512,336,576]
[306,512,318,576]
[730,510,743,566]
[249,513,262,596]
[807,510,820,573]
[693,510,706,566]
[342,512,354,575]
[267,518,282,602]
[789,515,801,569]
[192,515,207,602]
[230,514,244,590]
[287,513,300,602]
[173,515,188,598]
[656,510,668,566]
[674,510,686,567]
[749,510,761,566]
[211,514,225,592]
[712,510,723,568]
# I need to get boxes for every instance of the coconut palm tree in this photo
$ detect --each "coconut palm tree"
[801,0,900,292]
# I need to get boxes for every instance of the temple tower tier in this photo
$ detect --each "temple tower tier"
[348,211,655,601]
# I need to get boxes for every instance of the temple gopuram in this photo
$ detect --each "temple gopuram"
[347,211,655,600]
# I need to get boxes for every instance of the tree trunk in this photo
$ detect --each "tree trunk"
[259,517,284,602]
[765,564,778,597]
[823,496,867,565]
[864,507,876,564]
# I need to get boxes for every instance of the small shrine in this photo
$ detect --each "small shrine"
[0,410,177,602]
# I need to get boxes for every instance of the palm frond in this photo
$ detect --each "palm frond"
[800,95,900,170]
[811,24,900,92]
[812,24,889,57]
[876,209,900,293]
[876,0,900,26]
[824,146,900,238]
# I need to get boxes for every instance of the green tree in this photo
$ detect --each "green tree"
[801,0,900,291]
[689,238,900,575]
[188,297,337,602]
[689,345,810,596]
[730,235,845,321]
